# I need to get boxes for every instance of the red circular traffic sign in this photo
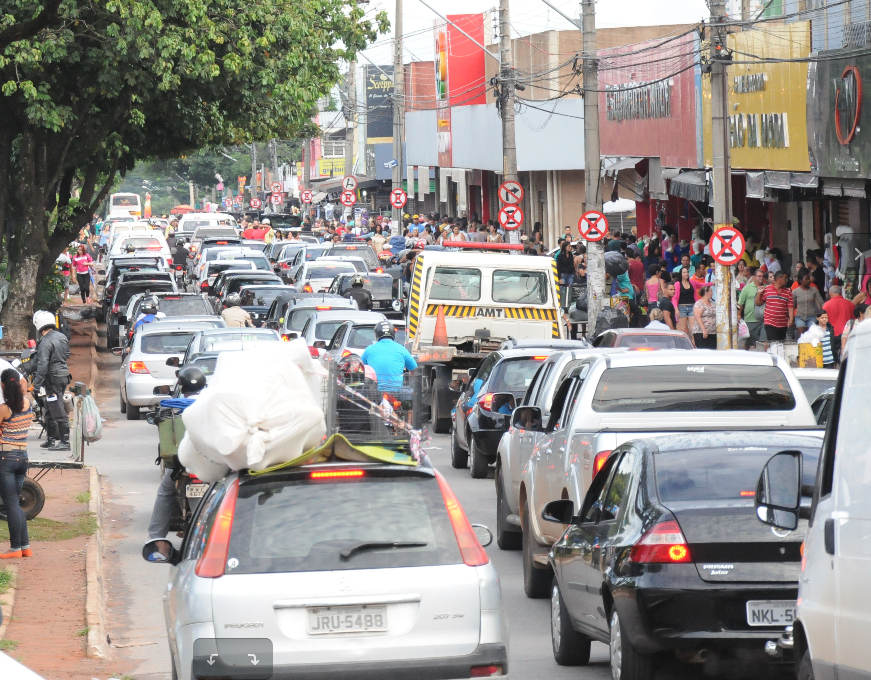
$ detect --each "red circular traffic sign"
[270,192,283,205]
[271,182,282,193]
[498,181,524,205]
[390,188,408,209]
[710,227,746,266]
[578,211,608,242]
[301,189,313,204]
[498,205,524,231]
[340,190,357,207]
[249,197,262,209]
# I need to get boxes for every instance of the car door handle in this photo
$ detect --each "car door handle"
[824,518,835,555]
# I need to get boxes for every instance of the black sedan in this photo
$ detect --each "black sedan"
[238,284,294,327]
[451,349,555,479]
[543,431,822,679]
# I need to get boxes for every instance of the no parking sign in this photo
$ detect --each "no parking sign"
[710,227,746,266]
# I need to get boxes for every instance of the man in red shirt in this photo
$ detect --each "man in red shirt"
[755,270,794,344]
[823,285,855,337]
[627,250,645,294]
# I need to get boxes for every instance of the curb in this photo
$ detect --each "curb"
[85,465,108,660]
[89,319,98,394]
[0,563,19,640]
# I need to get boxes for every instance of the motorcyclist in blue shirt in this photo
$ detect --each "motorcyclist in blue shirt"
[361,320,417,391]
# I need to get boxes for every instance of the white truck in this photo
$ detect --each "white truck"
[405,250,565,432]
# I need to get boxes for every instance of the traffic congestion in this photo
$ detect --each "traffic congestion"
[1,195,868,680]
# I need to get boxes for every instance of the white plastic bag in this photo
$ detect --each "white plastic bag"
[177,435,231,483]
[81,394,103,443]
[798,324,825,347]
[737,319,750,340]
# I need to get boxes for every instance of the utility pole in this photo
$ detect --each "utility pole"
[499,0,519,246]
[582,0,605,327]
[345,62,356,177]
[710,0,737,349]
[250,143,257,197]
[391,0,404,234]
[269,139,279,185]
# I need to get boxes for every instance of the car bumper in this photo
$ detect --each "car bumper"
[192,643,508,680]
[125,373,175,406]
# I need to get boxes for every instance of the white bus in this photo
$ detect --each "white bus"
[108,192,142,218]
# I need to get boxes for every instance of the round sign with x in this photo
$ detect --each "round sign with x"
[578,210,608,242]
[710,227,746,266]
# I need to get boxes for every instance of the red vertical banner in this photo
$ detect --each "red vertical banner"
[255,171,262,192]
[446,14,486,106]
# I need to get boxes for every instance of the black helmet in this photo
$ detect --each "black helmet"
[225,293,242,307]
[177,365,207,395]
[351,274,365,288]
[374,320,394,340]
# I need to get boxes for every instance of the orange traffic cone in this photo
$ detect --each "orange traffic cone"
[433,305,449,346]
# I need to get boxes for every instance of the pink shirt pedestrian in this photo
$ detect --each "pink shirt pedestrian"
[72,253,93,274]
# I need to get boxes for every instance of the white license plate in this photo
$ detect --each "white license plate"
[185,483,207,498]
[307,605,388,635]
[746,600,797,626]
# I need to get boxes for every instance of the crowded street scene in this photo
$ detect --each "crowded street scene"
[1,0,871,679]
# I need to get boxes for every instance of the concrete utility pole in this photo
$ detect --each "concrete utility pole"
[345,62,356,177]
[269,139,279,184]
[303,137,311,222]
[582,0,605,327]
[710,0,738,349]
[250,143,257,196]
[499,0,520,246]
[392,0,405,233]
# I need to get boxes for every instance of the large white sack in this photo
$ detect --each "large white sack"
[182,342,327,471]
[798,324,825,346]
[177,434,231,483]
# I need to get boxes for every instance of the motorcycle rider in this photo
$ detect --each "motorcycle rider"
[221,293,253,327]
[343,274,373,311]
[361,320,416,390]
[31,311,72,451]
[133,298,163,331]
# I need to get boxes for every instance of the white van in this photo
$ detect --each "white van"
[756,319,871,680]
[176,212,238,236]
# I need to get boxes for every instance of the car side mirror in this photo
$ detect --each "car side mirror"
[511,406,543,432]
[542,499,575,524]
[755,451,802,531]
[141,539,181,566]
[165,357,180,367]
[285,331,299,340]
[313,340,327,349]
[490,393,516,414]
[111,347,124,356]
[265,320,280,331]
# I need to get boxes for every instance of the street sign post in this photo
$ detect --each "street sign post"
[342,176,358,191]
[389,188,407,209]
[271,182,282,193]
[709,227,746,266]
[498,205,524,231]
[270,192,283,206]
[300,189,313,204]
[249,197,262,209]
[340,190,357,207]
[498,180,524,205]
[578,211,608,242]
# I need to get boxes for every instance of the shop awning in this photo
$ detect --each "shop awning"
[669,170,708,202]
[601,157,643,174]
[764,171,791,190]
[822,177,866,198]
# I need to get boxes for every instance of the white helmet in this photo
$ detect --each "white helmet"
[262,218,271,225]
[33,310,56,333]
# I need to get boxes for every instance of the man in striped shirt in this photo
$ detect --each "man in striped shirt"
[755,270,794,344]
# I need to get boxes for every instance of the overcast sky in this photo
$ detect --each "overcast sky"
[361,0,710,65]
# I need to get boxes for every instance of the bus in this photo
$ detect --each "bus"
[108,193,142,218]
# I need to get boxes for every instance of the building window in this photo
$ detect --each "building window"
[322,134,345,158]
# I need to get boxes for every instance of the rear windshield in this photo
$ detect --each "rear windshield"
[209,261,254,275]
[202,332,277,346]
[141,332,196,354]
[228,278,281,294]
[655,447,819,503]
[340,276,394,299]
[120,237,162,251]
[287,308,316,332]
[241,242,268,252]
[240,288,287,306]
[115,282,174,305]
[195,228,237,239]
[227,474,462,573]
[490,357,548,394]
[314,320,345,341]
[799,378,837,404]
[592,365,797,412]
[492,270,548,305]
[430,267,481,302]
[308,265,355,279]
[616,334,694,349]
[328,245,378,269]
[158,297,212,316]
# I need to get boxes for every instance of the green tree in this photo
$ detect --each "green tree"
[0,0,387,345]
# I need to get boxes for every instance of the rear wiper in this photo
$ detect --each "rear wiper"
[339,541,427,560]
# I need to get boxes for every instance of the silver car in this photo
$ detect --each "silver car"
[299,310,386,359]
[293,261,357,293]
[324,320,408,361]
[142,459,508,680]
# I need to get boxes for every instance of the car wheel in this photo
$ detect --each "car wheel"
[431,381,451,434]
[450,426,468,469]
[522,504,550,598]
[609,609,653,680]
[552,578,591,666]
[496,462,521,550]
[798,651,814,680]
[120,392,127,414]
[126,401,140,421]
[469,435,489,479]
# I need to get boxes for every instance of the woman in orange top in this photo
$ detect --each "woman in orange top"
[0,368,34,559]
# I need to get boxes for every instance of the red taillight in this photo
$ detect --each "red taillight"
[302,284,313,293]
[27,340,36,349]
[188,474,201,482]
[308,346,320,358]
[341,349,352,358]
[629,520,692,564]
[200,281,209,290]
[127,328,134,338]
[310,470,364,479]
[532,356,548,361]
[471,666,504,677]
[128,361,149,374]
[195,479,239,578]
[315,305,332,310]
[280,262,289,268]
[375,268,383,274]
[281,334,290,341]
[434,470,489,566]
[112,304,120,313]
[175,265,182,271]
[593,450,612,477]
[477,393,495,411]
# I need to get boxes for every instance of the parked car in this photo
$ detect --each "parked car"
[327,272,405,318]
[270,297,359,341]
[317,255,369,273]
[209,271,283,312]
[591,327,694,349]
[452,349,558,479]
[107,279,177,349]
[324,319,408,361]
[514,349,819,598]
[196,260,256,293]
[326,243,380,271]
[546,430,822,679]
[141,457,506,680]
[237,284,295,327]
[299,310,387,358]
[291,261,357,293]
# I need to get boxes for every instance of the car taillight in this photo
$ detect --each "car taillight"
[128,361,149,374]
[629,520,692,564]
[477,393,494,411]
[375,267,383,274]
[280,262,289,268]
[200,281,209,290]
[127,328,134,338]
[195,479,239,578]
[315,305,332,310]
[308,346,320,359]
[341,349,352,358]
[434,470,489,566]
[175,265,182,271]
[302,284,313,293]
[593,450,612,477]
[311,470,364,480]
[112,304,120,313]
[281,334,290,341]
[471,666,504,677]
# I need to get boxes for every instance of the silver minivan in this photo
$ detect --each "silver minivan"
[143,459,508,679]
